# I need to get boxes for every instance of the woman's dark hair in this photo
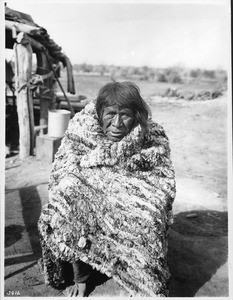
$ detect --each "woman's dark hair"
[96,81,150,132]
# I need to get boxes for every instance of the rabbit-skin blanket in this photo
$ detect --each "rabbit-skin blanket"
[38,101,176,297]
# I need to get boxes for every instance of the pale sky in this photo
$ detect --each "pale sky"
[4,0,231,70]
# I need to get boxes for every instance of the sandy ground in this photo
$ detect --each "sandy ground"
[4,94,229,297]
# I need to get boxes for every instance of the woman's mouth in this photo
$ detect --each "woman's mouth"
[110,131,123,136]
[106,130,126,141]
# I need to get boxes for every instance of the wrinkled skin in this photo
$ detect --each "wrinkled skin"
[101,105,135,142]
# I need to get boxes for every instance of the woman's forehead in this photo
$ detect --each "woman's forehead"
[104,105,133,113]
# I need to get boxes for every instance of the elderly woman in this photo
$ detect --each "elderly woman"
[38,81,176,297]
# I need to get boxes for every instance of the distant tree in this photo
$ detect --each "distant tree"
[118,67,128,78]
[95,65,106,76]
[202,70,216,79]
[157,72,167,82]
[73,64,80,72]
[215,68,227,83]
[190,68,202,78]
[86,64,93,73]
[167,71,182,83]
[108,65,117,75]
[156,68,183,83]
[78,63,93,73]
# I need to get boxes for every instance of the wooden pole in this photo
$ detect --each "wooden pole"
[43,51,75,117]
[36,51,56,135]
[14,39,35,159]
[16,32,45,52]
[63,55,75,95]
[5,20,45,36]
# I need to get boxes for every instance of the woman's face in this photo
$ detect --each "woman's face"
[101,105,135,142]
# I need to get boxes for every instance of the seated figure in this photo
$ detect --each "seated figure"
[38,81,176,297]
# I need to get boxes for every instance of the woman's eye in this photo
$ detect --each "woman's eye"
[122,113,131,118]
[107,113,115,117]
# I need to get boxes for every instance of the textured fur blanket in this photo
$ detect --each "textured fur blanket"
[38,101,176,297]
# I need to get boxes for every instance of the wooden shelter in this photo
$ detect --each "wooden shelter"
[5,5,76,159]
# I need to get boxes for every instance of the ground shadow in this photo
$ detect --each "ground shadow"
[5,185,42,267]
[19,185,42,257]
[168,210,228,297]
[5,224,25,248]
[85,270,110,296]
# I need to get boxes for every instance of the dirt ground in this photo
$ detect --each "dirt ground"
[4,94,229,297]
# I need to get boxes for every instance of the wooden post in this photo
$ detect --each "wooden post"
[14,38,35,159]
[36,51,56,135]
[5,20,45,36]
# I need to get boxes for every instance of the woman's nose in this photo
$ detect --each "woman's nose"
[112,114,122,128]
